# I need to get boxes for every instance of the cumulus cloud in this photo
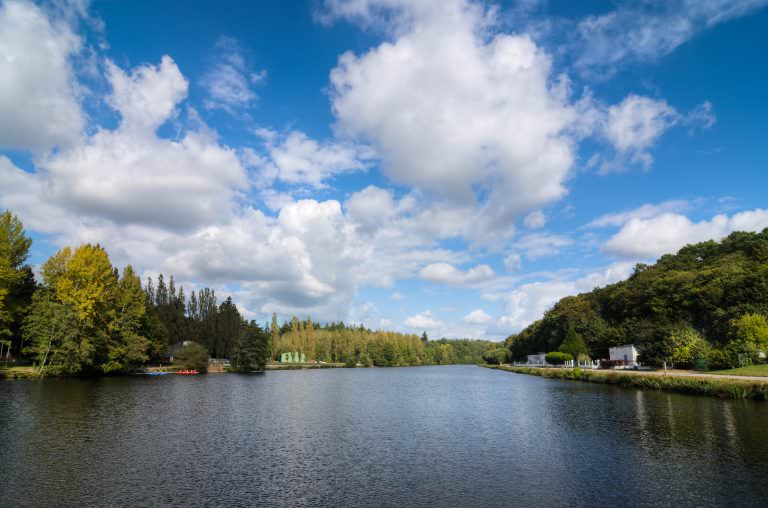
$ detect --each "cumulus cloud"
[327,0,578,240]
[500,262,635,331]
[604,209,768,259]
[404,311,443,330]
[38,56,247,231]
[201,36,265,114]
[0,0,84,153]
[463,308,492,324]
[419,262,494,285]
[251,128,371,189]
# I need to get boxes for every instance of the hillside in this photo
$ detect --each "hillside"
[506,229,768,369]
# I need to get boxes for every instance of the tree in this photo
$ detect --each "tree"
[42,244,115,330]
[215,297,240,358]
[270,312,279,360]
[22,290,82,375]
[102,266,150,373]
[232,321,269,371]
[558,326,590,361]
[731,313,768,360]
[0,211,34,354]
[174,341,209,372]
[421,331,428,344]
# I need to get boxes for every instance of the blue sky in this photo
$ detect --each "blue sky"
[0,0,766,339]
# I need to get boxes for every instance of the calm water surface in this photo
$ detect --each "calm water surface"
[2,365,768,507]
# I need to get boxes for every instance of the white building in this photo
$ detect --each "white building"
[609,344,639,366]
[527,353,548,365]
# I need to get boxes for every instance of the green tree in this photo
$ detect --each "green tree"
[558,326,590,361]
[232,321,269,371]
[174,341,209,372]
[0,211,34,354]
[22,290,82,375]
[102,266,151,373]
[731,313,768,360]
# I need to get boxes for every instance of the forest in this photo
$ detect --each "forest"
[506,229,768,369]
[0,210,494,376]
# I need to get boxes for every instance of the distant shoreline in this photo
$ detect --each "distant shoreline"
[484,364,768,401]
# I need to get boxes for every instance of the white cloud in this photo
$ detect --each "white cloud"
[587,200,691,228]
[572,0,768,74]
[38,56,247,231]
[514,233,572,259]
[601,94,678,170]
[419,262,494,285]
[327,0,578,240]
[463,308,491,324]
[405,311,442,330]
[0,0,84,153]
[504,252,522,272]
[604,209,768,259]
[253,129,370,188]
[106,55,188,132]
[499,262,635,332]
[201,36,264,114]
[523,210,547,229]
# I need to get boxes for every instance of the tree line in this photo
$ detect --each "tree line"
[1,209,497,376]
[270,316,494,366]
[505,230,768,370]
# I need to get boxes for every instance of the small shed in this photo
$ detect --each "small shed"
[609,344,638,366]
[527,352,547,365]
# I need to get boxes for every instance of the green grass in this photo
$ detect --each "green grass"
[709,364,768,377]
[484,365,768,401]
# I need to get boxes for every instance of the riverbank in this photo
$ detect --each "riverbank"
[484,364,768,401]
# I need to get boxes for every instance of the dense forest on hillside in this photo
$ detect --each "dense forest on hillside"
[507,230,768,369]
[0,210,494,376]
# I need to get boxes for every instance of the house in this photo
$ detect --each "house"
[609,344,639,366]
[527,353,547,365]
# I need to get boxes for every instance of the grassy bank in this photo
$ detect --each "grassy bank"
[485,365,768,401]
[709,365,768,377]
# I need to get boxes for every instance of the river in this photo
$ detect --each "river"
[2,365,767,507]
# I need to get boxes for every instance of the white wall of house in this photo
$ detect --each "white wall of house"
[609,345,638,365]
[527,353,548,365]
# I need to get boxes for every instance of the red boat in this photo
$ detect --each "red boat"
[176,369,199,375]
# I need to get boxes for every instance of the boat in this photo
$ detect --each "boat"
[176,369,199,375]
[146,371,168,376]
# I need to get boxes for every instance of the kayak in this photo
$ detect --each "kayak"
[176,370,199,375]
[146,371,168,376]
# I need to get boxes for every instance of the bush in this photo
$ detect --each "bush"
[482,348,509,365]
[545,351,573,365]
[174,342,209,372]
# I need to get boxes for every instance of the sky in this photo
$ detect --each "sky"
[0,0,767,340]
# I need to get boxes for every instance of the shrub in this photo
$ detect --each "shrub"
[482,348,509,365]
[545,351,573,365]
[174,342,209,372]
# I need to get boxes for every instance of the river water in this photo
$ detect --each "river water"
[2,365,767,507]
